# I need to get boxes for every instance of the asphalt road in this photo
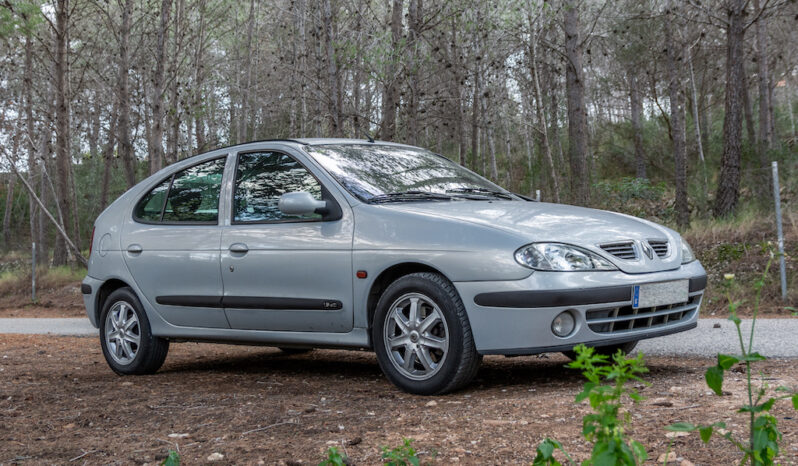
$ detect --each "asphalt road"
[1,318,796,358]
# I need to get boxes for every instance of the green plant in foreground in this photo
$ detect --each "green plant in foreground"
[318,446,347,466]
[381,438,420,466]
[534,344,649,465]
[160,450,180,466]
[666,248,798,465]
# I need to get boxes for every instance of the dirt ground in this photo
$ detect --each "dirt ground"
[1,335,796,465]
[0,283,85,318]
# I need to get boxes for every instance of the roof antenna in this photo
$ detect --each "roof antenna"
[360,128,375,143]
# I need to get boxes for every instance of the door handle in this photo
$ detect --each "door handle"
[126,244,143,254]
[229,243,249,254]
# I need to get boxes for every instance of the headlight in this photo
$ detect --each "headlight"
[681,239,695,264]
[514,243,617,271]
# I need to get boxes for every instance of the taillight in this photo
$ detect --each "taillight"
[89,227,95,256]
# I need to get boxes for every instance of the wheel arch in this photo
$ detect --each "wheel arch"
[95,278,133,324]
[366,262,454,333]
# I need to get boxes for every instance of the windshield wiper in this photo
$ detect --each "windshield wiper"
[445,187,514,200]
[368,191,453,204]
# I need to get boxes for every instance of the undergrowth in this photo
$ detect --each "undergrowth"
[666,247,798,465]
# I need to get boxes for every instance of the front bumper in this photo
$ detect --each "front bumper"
[454,261,706,355]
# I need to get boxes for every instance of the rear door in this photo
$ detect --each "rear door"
[121,156,229,328]
[220,150,354,332]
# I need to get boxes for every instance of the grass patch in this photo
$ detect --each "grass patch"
[0,264,86,297]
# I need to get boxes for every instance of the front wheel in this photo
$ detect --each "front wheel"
[372,272,481,395]
[562,340,638,361]
[99,287,169,375]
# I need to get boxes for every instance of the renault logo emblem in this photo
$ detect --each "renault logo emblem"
[641,242,654,260]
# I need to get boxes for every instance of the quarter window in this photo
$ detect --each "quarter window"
[233,152,322,222]
[134,179,170,222]
[134,157,226,223]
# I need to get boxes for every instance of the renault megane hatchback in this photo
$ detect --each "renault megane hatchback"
[82,138,706,395]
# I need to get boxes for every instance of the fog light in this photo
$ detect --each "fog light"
[552,311,575,337]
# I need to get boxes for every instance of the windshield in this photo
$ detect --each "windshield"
[304,144,516,202]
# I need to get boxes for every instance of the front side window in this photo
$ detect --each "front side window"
[134,157,226,223]
[233,151,322,222]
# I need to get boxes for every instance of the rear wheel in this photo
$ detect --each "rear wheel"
[562,340,638,361]
[99,287,169,375]
[372,272,481,395]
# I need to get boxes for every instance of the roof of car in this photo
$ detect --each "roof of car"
[178,138,418,166]
[214,138,411,151]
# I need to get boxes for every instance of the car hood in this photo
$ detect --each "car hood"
[382,200,683,274]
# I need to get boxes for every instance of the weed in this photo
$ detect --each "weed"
[534,345,649,465]
[160,450,180,466]
[666,248,798,465]
[381,438,420,466]
[318,446,348,466]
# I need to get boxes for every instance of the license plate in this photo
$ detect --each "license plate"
[632,280,689,309]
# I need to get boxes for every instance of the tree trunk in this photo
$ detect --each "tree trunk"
[563,0,589,205]
[150,0,172,172]
[714,0,745,217]
[547,73,566,171]
[470,68,480,171]
[688,49,709,197]
[753,0,771,168]
[167,0,184,163]
[450,14,466,167]
[380,0,403,141]
[117,0,136,188]
[3,177,16,250]
[788,85,796,139]
[352,6,363,137]
[406,0,421,145]
[36,119,52,266]
[530,31,560,203]
[741,68,756,143]
[628,69,646,179]
[192,0,207,152]
[322,0,342,137]
[52,0,72,266]
[664,5,689,228]
[100,104,118,211]
[481,98,498,180]
[24,34,38,255]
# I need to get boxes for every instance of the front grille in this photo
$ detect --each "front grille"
[585,295,700,334]
[648,239,669,258]
[600,241,637,260]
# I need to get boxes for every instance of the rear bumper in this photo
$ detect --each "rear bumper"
[454,261,706,355]
[81,275,104,328]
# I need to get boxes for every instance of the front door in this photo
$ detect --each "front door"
[221,150,354,332]
[121,156,229,328]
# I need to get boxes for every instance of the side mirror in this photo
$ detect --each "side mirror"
[278,192,328,216]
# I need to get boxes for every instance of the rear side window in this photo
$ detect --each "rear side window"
[134,157,226,223]
[233,151,322,223]
[134,179,170,222]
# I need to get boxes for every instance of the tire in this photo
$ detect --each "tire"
[372,272,481,395]
[278,347,314,355]
[99,287,169,375]
[562,340,638,361]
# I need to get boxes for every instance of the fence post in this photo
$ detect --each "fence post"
[31,242,36,302]
[771,161,788,301]
[535,189,541,202]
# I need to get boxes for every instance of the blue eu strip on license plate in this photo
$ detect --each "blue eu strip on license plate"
[633,285,640,308]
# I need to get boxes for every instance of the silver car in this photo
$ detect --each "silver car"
[82,139,706,395]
